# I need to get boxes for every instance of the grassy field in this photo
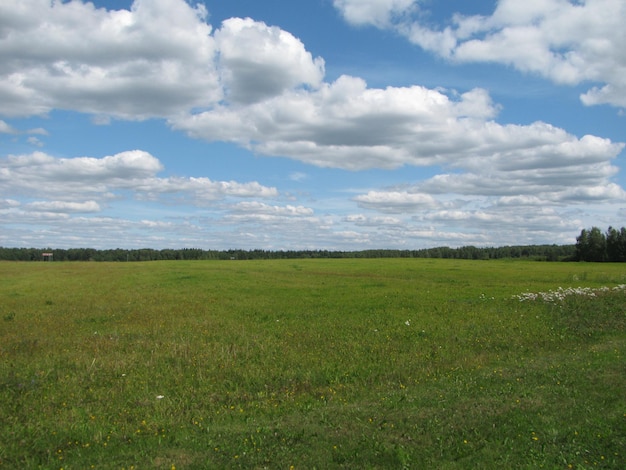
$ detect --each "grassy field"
[1,258,625,469]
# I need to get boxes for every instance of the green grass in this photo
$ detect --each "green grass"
[1,259,625,469]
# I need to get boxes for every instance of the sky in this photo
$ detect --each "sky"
[1,0,625,251]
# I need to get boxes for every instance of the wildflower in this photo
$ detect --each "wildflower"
[513,284,626,303]
[405,320,411,326]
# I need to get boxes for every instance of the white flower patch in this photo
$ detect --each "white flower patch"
[513,285,626,303]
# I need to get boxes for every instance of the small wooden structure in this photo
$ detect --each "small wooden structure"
[42,252,53,261]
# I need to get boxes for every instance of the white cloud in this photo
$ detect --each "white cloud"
[172,76,623,174]
[26,136,43,147]
[136,177,279,203]
[0,148,292,249]
[0,120,46,135]
[0,120,17,134]
[0,0,218,118]
[230,201,314,217]
[26,200,101,213]
[4,150,163,185]
[334,0,626,108]
[0,151,278,204]
[345,214,403,226]
[333,0,418,28]
[352,149,625,222]
[215,17,324,104]
[354,191,439,213]
[0,0,326,119]
[495,195,545,207]
[416,206,583,246]
[27,128,47,135]
[289,172,308,182]
[0,198,20,209]
[222,202,318,234]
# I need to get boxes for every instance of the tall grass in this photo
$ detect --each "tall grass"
[1,259,625,468]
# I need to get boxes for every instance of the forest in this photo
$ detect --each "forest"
[0,226,623,262]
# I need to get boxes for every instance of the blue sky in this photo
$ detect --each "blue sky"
[1,0,625,250]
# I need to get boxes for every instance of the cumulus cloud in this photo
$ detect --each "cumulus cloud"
[419,206,582,244]
[333,0,418,28]
[0,0,219,118]
[143,177,279,203]
[215,18,324,104]
[353,141,624,217]
[0,0,326,119]
[26,200,101,213]
[0,151,278,204]
[347,157,624,247]
[334,0,626,108]
[354,191,439,213]
[2,150,162,197]
[230,201,314,217]
[328,203,585,249]
[0,120,17,134]
[345,214,403,226]
[172,76,623,176]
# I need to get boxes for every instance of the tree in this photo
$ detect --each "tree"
[606,226,626,262]
[575,229,589,261]
[576,227,607,262]
[588,227,607,262]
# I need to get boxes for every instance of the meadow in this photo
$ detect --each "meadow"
[1,258,625,469]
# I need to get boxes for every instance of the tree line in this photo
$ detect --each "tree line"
[575,226,626,262]
[0,244,577,262]
[4,226,625,262]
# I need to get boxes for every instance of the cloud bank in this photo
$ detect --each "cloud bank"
[0,0,624,249]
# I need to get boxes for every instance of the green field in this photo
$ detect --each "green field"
[1,259,625,469]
